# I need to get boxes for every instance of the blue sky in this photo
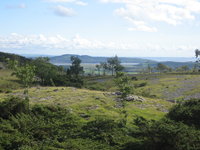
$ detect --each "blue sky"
[0,0,200,57]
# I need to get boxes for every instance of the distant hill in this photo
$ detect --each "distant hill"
[0,52,196,70]
[50,54,155,64]
[0,51,31,65]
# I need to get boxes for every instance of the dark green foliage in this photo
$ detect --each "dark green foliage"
[131,76,138,81]
[167,99,200,128]
[0,97,133,150]
[133,99,200,150]
[134,117,200,150]
[107,56,124,76]
[156,63,171,73]
[32,57,66,86]
[67,56,84,87]
[2,93,200,150]
[12,64,36,88]
[0,97,29,119]
[82,117,126,146]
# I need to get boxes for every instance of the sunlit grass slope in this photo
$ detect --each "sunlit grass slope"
[0,87,173,123]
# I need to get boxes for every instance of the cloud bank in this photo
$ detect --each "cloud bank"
[0,33,195,57]
[45,0,87,6]
[100,0,200,32]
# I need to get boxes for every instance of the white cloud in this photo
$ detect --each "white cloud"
[45,0,88,6]
[0,33,197,57]
[126,17,157,32]
[54,5,76,17]
[100,0,200,31]
[6,3,26,9]
[0,33,131,51]
[75,1,87,6]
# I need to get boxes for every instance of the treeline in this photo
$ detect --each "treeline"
[0,96,200,150]
[142,63,197,74]
[95,55,124,76]
[2,52,125,88]
[0,52,30,65]
[7,56,84,88]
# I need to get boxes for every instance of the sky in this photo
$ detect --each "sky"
[0,0,200,57]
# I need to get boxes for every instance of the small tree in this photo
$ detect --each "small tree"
[95,64,101,76]
[12,64,35,94]
[156,63,169,73]
[67,56,84,87]
[100,62,108,76]
[114,72,132,99]
[107,55,124,76]
[68,56,84,77]
[147,64,153,74]
[11,62,35,112]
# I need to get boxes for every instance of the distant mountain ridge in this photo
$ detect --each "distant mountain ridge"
[50,54,155,64]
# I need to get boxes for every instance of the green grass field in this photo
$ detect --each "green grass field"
[2,69,200,123]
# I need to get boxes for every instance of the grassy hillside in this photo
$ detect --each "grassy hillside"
[0,87,172,122]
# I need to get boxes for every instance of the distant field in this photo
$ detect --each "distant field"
[54,63,143,75]
[85,73,200,101]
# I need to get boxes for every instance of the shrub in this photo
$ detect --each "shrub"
[0,97,29,119]
[167,99,200,128]
[133,117,200,150]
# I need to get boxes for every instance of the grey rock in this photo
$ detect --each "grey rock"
[125,95,145,102]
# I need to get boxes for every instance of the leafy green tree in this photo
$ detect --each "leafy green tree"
[67,56,84,87]
[32,57,62,86]
[68,56,84,77]
[12,64,35,89]
[100,62,108,76]
[147,64,153,74]
[156,63,170,73]
[11,62,35,111]
[114,72,132,99]
[107,56,124,76]
[95,64,101,76]
[6,59,19,69]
